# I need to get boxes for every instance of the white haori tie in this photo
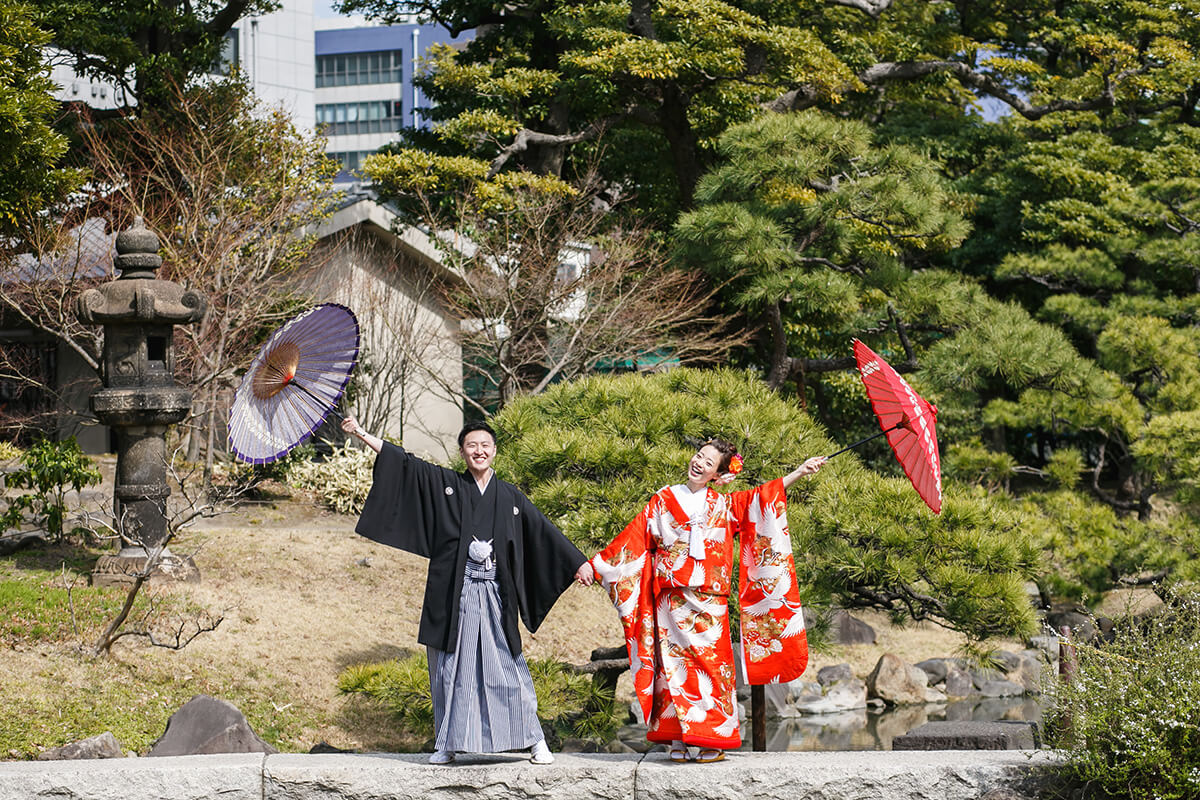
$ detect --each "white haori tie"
[469,537,494,570]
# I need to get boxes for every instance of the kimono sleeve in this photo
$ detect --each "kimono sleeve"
[729,478,809,685]
[591,494,660,726]
[513,492,587,634]
[354,441,450,557]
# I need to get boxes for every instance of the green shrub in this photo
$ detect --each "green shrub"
[337,653,435,737]
[1045,589,1200,799]
[1019,490,1175,605]
[492,368,1040,642]
[337,652,621,748]
[208,444,316,501]
[285,443,375,514]
[943,442,1016,491]
[1,437,101,539]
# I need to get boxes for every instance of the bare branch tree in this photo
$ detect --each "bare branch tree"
[320,228,459,445]
[418,179,749,411]
[89,448,246,656]
[74,81,340,477]
[0,78,338,474]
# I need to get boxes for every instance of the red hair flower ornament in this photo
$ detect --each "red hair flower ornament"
[728,454,744,476]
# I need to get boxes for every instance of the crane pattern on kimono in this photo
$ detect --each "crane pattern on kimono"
[592,478,808,743]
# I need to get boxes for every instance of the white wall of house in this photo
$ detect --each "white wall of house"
[314,200,464,461]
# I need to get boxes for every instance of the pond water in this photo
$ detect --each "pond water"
[732,695,1045,752]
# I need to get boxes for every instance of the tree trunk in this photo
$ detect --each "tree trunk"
[658,84,703,209]
[527,101,571,176]
[764,301,792,390]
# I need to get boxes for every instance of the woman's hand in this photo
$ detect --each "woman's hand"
[340,415,361,436]
[712,472,736,487]
[575,561,595,586]
[781,455,828,489]
[795,455,827,477]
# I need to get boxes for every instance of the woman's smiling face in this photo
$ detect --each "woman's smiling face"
[687,445,723,487]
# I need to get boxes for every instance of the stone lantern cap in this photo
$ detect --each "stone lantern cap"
[76,218,208,325]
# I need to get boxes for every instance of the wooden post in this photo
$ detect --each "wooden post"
[751,684,766,751]
[1058,624,1076,742]
[1058,625,1076,682]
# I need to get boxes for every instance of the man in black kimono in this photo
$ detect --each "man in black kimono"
[341,416,586,764]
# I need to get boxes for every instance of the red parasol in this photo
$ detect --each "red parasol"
[827,339,942,514]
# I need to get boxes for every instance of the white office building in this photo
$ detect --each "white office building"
[220,0,316,130]
[46,3,470,179]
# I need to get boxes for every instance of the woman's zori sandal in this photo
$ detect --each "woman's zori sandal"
[695,748,725,764]
[669,741,690,762]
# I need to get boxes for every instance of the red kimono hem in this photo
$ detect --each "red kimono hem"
[647,730,741,749]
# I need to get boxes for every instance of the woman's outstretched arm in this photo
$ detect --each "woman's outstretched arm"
[341,415,384,454]
[781,455,827,489]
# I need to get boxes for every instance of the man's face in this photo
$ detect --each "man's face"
[461,430,496,473]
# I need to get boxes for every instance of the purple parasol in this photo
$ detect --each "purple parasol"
[228,303,360,464]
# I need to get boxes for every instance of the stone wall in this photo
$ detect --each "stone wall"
[0,751,1056,800]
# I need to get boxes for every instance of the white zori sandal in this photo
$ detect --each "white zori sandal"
[428,750,455,764]
[530,740,555,765]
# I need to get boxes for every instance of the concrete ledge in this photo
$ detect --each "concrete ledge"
[0,753,267,800]
[639,751,1050,800]
[0,751,1056,800]
[264,753,637,800]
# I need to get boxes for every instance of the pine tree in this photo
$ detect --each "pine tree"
[0,0,78,234]
[493,368,1040,642]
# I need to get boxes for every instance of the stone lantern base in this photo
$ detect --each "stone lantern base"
[91,547,200,588]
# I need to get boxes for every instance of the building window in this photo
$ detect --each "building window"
[315,49,403,87]
[327,151,379,173]
[211,28,239,76]
[316,101,404,135]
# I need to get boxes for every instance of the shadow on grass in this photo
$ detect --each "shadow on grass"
[334,643,416,672]
[1,538,104,576]
[330,644,428,753]
[333,694,429,754]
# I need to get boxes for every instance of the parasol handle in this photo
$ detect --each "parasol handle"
[826,421,904,459]
[291,379,345,422]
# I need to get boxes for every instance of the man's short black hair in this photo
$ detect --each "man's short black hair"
[457,421,497,448]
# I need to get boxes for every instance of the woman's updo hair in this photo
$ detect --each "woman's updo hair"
[704,437,739,474]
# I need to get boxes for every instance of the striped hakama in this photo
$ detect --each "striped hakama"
[427,559,543,753]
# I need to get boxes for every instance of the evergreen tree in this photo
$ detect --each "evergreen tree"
[32,0,279,108]
[346,0,1200,602]
[0,0,78,235]
[674,111,969,391]
[348,0,1197,223]
[493,368,1040,642]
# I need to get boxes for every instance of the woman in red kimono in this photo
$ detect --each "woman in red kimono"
[575,439,825,763]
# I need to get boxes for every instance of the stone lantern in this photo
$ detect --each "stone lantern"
[76,219,207,586]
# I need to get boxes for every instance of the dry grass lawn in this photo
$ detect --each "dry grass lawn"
[1,473,989,757]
